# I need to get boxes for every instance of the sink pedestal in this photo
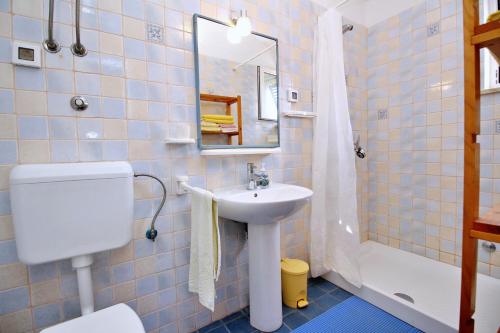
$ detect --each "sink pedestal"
[248,222,282,332]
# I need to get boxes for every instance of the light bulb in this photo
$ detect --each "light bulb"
[236,16,252,36]
[226,27,241,44]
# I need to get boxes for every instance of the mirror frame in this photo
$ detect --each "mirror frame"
[193,14,280,150]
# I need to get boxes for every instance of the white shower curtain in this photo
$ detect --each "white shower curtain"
[310,8,362,288]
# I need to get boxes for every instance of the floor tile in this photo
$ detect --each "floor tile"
[307,284,327,299]
[225,317,256,333]
[199,320,227,333]
[331,288,352,302]
[283,312,309,330]
[282,306,296,318]
[270,324,291,332]
[311,278,337,292]
[222,311,244,324]
[315,293,343,309]
[298,301,325,320]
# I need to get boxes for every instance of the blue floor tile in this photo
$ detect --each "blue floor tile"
[315,293,345,309]
[299,301,325,320]
[272,324,291,333]
[308,284,327,299]
[331,288,352,302]
[222,311,244,324]
[199,320,227,333]
[282,306,296,318]
[225,317,256,333]
[283,312,309,330]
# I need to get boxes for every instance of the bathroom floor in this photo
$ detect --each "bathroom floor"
[196,277,421,333]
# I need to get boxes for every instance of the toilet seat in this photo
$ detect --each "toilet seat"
[40,303,145,333]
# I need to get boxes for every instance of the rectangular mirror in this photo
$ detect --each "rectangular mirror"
[193,14,280,149]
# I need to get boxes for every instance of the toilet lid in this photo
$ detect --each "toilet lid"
[40,304,145,333]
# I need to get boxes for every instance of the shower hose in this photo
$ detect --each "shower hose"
[134,174,166,242]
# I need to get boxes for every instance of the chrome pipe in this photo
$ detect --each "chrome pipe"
[43,0,61,53]
[71,0,87,57]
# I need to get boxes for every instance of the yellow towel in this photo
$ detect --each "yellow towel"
[201,121,219,127]
[202,119,235,125]
[488,11,500,22]
[201,126,221,133]
[202,114,234,121]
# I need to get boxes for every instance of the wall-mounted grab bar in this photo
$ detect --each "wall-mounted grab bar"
[43,0,60,53]
[71,0,87,57]
[176,176,219,201]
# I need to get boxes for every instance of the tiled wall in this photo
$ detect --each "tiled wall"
[365,0,499,278]
[0,0,319,332]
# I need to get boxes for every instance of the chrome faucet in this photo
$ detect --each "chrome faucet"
[247,163,256,190]
[247,163,270,190]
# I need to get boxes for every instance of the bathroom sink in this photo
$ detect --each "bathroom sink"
[214,183,313,332]
[215,183,313,224]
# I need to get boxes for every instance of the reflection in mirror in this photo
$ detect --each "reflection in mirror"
[194,15,279,148]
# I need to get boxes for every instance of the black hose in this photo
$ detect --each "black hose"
[134,174,166,242]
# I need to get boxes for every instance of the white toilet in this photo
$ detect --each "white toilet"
[9,162,145,333]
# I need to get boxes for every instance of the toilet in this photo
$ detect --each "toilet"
[9,162,145,333]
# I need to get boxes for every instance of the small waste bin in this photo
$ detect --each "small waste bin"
[281,258,309,309]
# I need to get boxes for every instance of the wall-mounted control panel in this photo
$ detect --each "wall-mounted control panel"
[288,88,299,103]
[12,41,41,68]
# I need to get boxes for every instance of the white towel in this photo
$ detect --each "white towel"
[188,187,221,312]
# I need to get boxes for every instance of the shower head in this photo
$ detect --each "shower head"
[343,24,354,34]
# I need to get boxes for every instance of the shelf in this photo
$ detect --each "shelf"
[165,138,196,144]
[471,205,500,242]
[201,130,239,136]
[282,111,316,118]
[472,20,500,60]
[200,147,281,156]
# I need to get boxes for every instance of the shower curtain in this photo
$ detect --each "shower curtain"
[310,8,362,288]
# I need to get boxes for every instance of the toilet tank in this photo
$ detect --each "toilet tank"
[10,162,134,265]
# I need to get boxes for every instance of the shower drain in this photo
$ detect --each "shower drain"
[394,292,415,304]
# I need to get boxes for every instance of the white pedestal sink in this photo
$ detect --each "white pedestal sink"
[215,183,313,332]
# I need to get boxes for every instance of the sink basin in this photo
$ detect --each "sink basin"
[215,183,313,224]
[214,183,313,332]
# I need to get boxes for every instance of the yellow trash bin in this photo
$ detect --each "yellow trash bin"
[281,258,309,309]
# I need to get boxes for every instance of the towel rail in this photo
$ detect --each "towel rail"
[176,176,218,201]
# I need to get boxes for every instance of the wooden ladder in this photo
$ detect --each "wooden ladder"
[461,2,500,332]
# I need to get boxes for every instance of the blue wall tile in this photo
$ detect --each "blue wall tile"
[111,262,134,284]
[0,89,13,114]
[0,240,18,265]
[101,97,125,118]
[0,287,29,315]
[0,191,10,215]
[18,116,49,139]
[29,262,58,283]
[15,67,45,91]
[13,15,43,42]
[103,141,128,161]
[136,275,158,297]
[51,141,78,162]
[33,303,62,328]
[46,70,74,93]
